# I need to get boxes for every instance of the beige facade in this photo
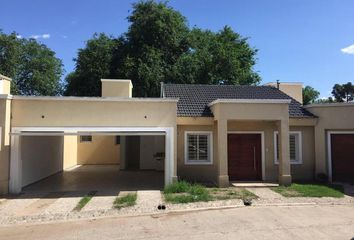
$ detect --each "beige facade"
[63,135,78,169]
[10,97,177,128]
[305,103,354,179]
[101,79,133,98]
[77,136,120,165]
[1,74,354,194]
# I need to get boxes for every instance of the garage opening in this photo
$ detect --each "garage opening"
[330,133,354,183]
[9,128,173,194]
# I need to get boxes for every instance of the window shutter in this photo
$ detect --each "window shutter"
[198,135,208,161]
[289,135,296,160]
[188,135,198,160]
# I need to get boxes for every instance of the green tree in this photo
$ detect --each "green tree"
[302,85,320,105]
[171,27,260,86]
[119,0,190,97]
[0,31,63,95]
[65,1,261,97]
[331,82,354,102]
[64,33,118,96]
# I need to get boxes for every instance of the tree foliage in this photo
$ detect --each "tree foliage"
[302,85,320,105]
[65,1,260,97]
[64,33,118,96]
[331,82,354,102]
[0,31,63,95]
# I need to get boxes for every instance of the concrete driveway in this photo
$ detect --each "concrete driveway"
[0,205,353,240]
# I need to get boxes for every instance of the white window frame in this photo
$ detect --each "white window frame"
[274,131,302,164]
[80,135,93,143]
[184,131,213,165]
[0,127,2,151]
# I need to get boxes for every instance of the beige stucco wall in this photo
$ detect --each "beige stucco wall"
[305,104,354,176]
[289,126,315,180]
[210,102,289,121]
[63,135,78,169]
[21,136,64,187]
[77,135,120,165]
[11,98,177,127]
[0,98,11,194]
[0,79,11,95]
[177,124,218,184]
[101,79,133,98]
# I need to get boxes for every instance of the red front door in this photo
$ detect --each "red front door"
[331,134,354,182]
[228,134,262,181]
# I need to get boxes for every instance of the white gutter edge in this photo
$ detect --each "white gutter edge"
[208,99,292,107]
[305,102,354,108]
[11,95,179,102]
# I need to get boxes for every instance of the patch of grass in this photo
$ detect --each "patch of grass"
[272,183,344,198]
[113,193,137,209]
[163,181,258,204]
[164,180,191,194]
[73,191,96,211]
[164,181,212,203]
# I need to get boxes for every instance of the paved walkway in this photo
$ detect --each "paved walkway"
[1,205,354,240]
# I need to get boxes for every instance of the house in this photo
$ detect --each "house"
[0,74,354,194]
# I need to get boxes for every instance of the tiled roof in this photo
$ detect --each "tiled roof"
[162,84,315,118]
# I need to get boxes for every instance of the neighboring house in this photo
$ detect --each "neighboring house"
[0,74,353,194]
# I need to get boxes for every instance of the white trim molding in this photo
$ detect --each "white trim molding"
[11,95,178,103]
[327,131,354,182]
[305,102,354,108]
[101,79,132,83]
[208,99,291,106]
[184,131,213,165]
[274,131,303,165]
[227,131,265,181]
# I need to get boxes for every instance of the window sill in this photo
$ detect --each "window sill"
[185,161,213,165]
[274,161,302,165]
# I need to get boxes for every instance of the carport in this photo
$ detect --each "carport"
[9,127,175,194]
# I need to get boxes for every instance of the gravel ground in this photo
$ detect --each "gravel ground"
[0,186,353,226]
[246,187,354,206]
[82,190,119,212]
[43,191,89,215]
[165,198,244,211]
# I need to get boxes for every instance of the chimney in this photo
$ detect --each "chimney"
[0,74,11,95]
[101,79,133,98]
[264,82,303,104]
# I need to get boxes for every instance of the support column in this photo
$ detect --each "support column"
[119,136,126,170]
[0,75,12,194]
[63,133,78,169]
[165,127,177,186]
[278,119,292,185]
[217,119,229,187]
[9,134,22,194]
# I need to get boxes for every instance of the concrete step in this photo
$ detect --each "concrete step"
[231,182,279,188]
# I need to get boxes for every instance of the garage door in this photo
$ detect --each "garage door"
[228,134,262,181]
[331,134,354,182]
